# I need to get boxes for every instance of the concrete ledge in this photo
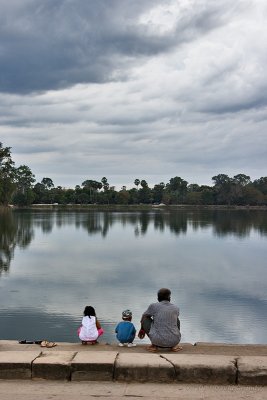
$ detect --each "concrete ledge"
[194,342,267,356]
[0,342,266,385]
[238,356,267,386]
[0,351,41,380]
[163,354,237,384]
[71,351,117,381]
[32,351,76,380]
[114,353,175,382]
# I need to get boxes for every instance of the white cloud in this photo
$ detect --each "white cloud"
[0,0,266,188]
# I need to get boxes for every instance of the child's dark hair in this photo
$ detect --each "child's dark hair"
[83,306,96,318]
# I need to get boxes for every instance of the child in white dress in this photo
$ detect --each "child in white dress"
[78,306,104,345]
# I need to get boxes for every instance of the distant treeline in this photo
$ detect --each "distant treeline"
[1,142,267,206]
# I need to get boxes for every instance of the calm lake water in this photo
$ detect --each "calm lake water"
[0,208,266,345]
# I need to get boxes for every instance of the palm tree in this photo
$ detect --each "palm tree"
[134,179,140,190]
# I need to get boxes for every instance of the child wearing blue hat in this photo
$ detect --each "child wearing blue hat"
[115,309,136,347]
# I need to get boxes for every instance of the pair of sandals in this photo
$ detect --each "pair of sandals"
[40,340,57,348]
[146,344,183,352]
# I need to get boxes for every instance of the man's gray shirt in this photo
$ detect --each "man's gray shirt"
[142,300,181,347]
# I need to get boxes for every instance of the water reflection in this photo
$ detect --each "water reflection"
[0,208,266,344]
[1,209,267,236]
[1,208,267,272]
[0,209,34,274]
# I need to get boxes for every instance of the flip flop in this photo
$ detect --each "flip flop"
[19,340,33,344]
[19,340,43,344]
[46,342,57,348]
[171,345,183,352]
[146,345,158,352]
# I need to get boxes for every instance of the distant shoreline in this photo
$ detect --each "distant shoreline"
[5,204,267,211]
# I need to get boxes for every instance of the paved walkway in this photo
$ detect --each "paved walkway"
[0,380,267,400]
[0,341,266,386]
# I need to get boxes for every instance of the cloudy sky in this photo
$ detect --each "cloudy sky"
[1,0,267,189]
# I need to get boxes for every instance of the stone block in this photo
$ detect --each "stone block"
[114,353,175,382]
[0,351,41,380]
[71,351,117,381]
[163,354,237,384]
[237,356,267,386]
[32,351,76,380]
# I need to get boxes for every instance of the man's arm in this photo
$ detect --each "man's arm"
[138,304,154,339]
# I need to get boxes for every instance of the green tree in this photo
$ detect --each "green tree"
[152,182,165,203]
[212,174,231,186]
[117,189,130,204]
[242,185,264,205]
[166,176,188,204]
[140,180,148,188]
[212,173,256,205]
[139,180,151,203]
[128,188,139,204]
[82,180,102,191]
[0,142,16,205]
[212,174,232,204]
[76,192,90,204]
[62,188,76,204]
[101,177,109,192]
[50,186,68,204]
[168,176,188,192]
[186,191,202,204]
[15,165,36,192]
[188,183,200,192]
[35,177,55,203]
[134,179,140,189]
[12,165,36,206]
[41,177,54,190]
[232,174,251,186]
[82,180,102,203]
[253,177,267,195]
[200,186,215,205]
[33,182,46,203]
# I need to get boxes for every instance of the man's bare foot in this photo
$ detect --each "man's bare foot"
[171,345,183,352]
[146,345,158,352]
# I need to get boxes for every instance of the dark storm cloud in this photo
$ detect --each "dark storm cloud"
[0,0,167,93]
[0,0,232,94]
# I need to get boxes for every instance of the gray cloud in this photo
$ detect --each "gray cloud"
[0,0,239,94]
[0,0,174,93]
[0,0,267,188]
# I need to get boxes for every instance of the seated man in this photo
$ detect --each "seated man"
[138,288,182,352]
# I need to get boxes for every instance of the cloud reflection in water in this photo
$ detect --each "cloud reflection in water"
[0,209,266,344]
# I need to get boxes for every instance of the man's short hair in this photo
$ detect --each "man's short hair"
[157,288,171,302]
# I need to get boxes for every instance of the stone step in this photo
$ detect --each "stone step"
[0,350,266,385]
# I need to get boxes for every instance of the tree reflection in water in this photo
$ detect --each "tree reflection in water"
[0,209,34,274]
[1,208,267,274]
